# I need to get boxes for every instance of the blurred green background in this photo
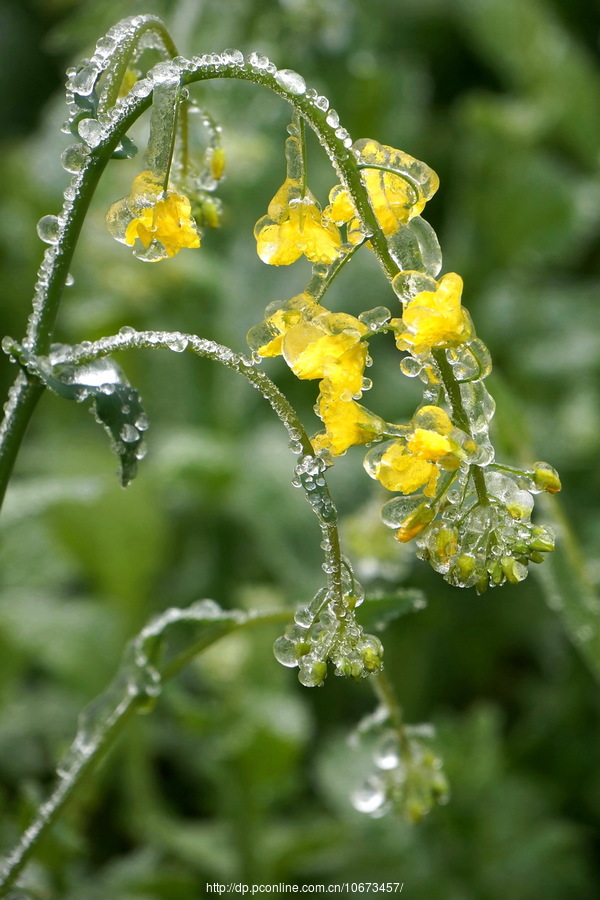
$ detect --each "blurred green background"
[1,0,600,896]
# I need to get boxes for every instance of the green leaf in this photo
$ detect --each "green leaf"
[19,348,148,487]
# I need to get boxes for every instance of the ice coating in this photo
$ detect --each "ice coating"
[274,68,307,95]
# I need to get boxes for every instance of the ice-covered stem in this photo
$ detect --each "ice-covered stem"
[0,602,290,897]
[176,59,399,280]
[432,347,489,505]
[0,99,155,509]
[27,330,346,603]
[0,46,398,512]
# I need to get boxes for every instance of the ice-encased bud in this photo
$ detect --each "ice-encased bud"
[531,461,562,494]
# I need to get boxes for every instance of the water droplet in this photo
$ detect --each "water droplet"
[61,142,91,173]
[119,325,137,336]
[70,62,99,96]
[120,424,139,443]
[223,48,244,65]
[248,51,271,70]
[326,109,340,128]
[36,215,61,245]
[374,733,401,770]
[134,413,149,432]
[400,356,422,377]
[314,95,329,111]
[274,68,306,95]
[78,118,105,148]
[352,774,387,815]
[169,336,188,352]
[65,273,75,287]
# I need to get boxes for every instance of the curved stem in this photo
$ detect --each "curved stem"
[0,605,290,896]
[37,330,345,602]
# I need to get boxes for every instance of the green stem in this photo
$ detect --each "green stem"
[0,605,290,896]
[432,347,489,506]
[1,54,399,514]
[31,329,345,603]
[372,669,412,759]
[0,691,142,895]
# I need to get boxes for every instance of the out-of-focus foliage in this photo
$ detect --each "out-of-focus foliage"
[1,0,600,896]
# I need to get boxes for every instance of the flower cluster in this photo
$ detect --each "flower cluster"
[250,125,561,593]
[273,572,383,687]
[352,721,449,822]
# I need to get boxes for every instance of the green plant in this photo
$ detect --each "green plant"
[0,13,592,896]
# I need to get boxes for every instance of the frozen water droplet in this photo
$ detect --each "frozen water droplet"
[61,142,90,173]
[120,424,139,443]
[273,636,299,667]
[119,325,136,336]
[352,774,387,815]
[37,215,61,245]
[274,68,306,95]
[130,78,152,98]
[78,118,105,148]
[400,356,422,377]
[248,51,270,70]
[294,607,313,628]
[169,336,188,353]
[358,306,391,330]
[314,95,329,111]
[223,48,244,65]
[326,109,340,128]
[70,62,99,96]
[374,733,401,770]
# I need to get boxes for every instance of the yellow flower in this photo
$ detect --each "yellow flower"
[282,312,367,389]
[255,182,342,266]
[106,170,200,261]
[392,272,472,357]
[246,293,323,358]
[364,405,460,497]
[312,391,385,457]
[324,139,439,241]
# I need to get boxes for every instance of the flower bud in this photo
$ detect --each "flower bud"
[529,526,555,553]
[396,503,435,543]
[531,462,561,494]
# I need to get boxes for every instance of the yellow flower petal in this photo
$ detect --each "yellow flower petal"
[313,396,385,456]
[375,441,435,494]
[282,313,367,381]
[405,427,454,462]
